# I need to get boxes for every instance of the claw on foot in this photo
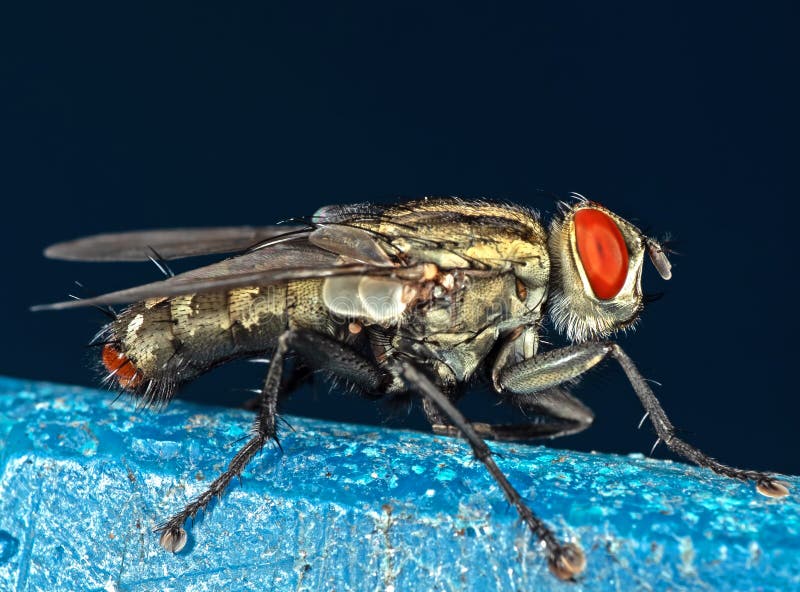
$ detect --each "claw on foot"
[756,478,790,499]
[158,525,188,553]
[548,542,586,581]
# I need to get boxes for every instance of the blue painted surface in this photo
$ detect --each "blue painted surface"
[0,376,797,591]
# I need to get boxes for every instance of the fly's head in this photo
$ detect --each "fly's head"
[547,200,672,342]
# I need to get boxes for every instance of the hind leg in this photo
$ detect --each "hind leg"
[155,329,386,552]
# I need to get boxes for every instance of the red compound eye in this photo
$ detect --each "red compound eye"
[573,208,629,300]
[102,343,142,389]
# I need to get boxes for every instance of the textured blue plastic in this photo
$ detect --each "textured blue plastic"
[0,376,798,591]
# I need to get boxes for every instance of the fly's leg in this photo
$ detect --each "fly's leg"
[427,387,595,441]
[400,362,586,581]
[155,332,291,552]
[155,330,385,552]
[281,330,385,393]
[242,363,314,410]
[498,342,790,499]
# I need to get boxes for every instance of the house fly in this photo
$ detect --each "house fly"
[33,196,789,581]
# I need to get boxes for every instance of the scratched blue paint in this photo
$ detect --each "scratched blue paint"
[0,376,798,591]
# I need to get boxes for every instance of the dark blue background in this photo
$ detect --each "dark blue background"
[2,3,798,474]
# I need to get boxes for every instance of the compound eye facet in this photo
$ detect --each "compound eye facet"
[573,208,629,299]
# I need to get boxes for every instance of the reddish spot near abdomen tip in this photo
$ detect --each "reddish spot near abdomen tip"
[102,344,143,389]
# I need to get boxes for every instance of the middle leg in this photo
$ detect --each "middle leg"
[425,386,595,441]
[400,362,587,581]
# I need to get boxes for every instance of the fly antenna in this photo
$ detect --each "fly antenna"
[646,239,673,280]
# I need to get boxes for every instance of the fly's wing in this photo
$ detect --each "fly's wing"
[32,240,415,311]
[43,225,309,262]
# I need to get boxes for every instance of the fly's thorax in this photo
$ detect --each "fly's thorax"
[547,201,647,342]
[387,271,545,383]
[507,238,550,328]
[447,271,546,334]
[350,198,550,272]
[317,199,554,384]
[321,198,551,327]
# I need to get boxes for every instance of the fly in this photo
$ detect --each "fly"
[33,196,789,581]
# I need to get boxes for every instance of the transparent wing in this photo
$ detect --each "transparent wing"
[32,241,416,311]
[43,225,309,262]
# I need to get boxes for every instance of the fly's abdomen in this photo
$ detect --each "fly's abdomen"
[170,292,235,362]
[102,284,291,402]
[227,286,285,344]
[102,299,176,394]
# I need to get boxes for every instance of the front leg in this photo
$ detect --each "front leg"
[498,342,790,498]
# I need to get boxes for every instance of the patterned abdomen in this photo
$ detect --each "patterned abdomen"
[100,282,327,404]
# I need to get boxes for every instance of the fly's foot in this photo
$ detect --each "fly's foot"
[756,477,790,499]
[158,524,188,553]
[547,543,586,581]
